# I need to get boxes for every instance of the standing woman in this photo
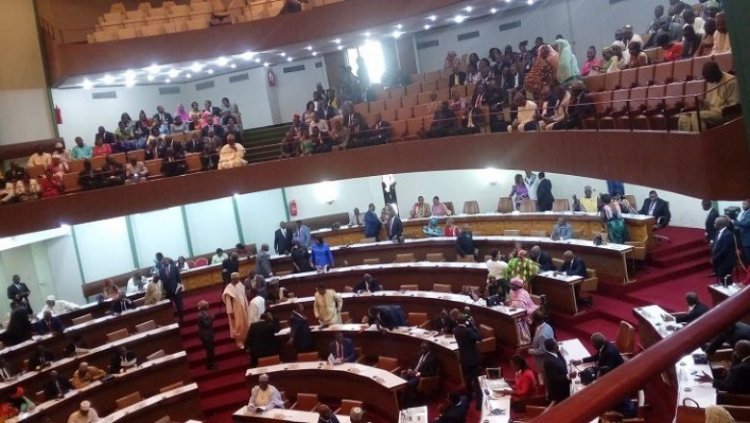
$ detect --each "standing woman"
[509,174,530,211]
[523,45,556,101]
[554,39,580,85]
[600,194,628,244]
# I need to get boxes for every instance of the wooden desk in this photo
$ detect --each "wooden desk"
[14,351,190,422]
[479,375,510,423]
[0,300,174,370]
[633,305,682,349]
[33,291,145,328]
[270,291,527,348]
[274,324,462,382]
[181,235,635,291]
[0,324,182,400]
[245,362,406,422]
[708,283,750,323]
[233,407,351,422]
[559,339,594,397]
[532,271,584,316]
[98,382,204,423]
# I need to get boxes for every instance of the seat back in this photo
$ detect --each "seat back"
[615,321,636,354]
[497,196,513,213]
[400,284,419,291]
[159,381,184,393]
[584,74,606,92]
[337,399,364,415]
[257,355,281,367]
[115,391,142,409]
[154,417,171,423]
[194,257,209,267]
[530,230,547,237]
[405,117,424,137]
[71,313,93,325]
[106,328,130,342]
[385,97,401,111]
[519,199,537,212]
[375,356,400,372]
[425,253,445,262]
[552,199,570,212]
[623,194,638,211]
[362,257,380,265]
[619,68,638,89]
[135,320,157,333]
[297,351,320,362]
[604,72,621,91]
[713,52,734,71]
[340,311,352,324]
[503,229,521,236]
[147,349,166,361]
[683,79,706,109]
[582,269,599,292]
[673,58,693,82]
[433,283,452,293]
[479,324,494,339]
[637,64,655,86]
[653,61,674,85]
[691,55,712,80]
[463,200,480,214]
[293,393,320,411]
[353,102,369,116]
[664,82,685,110]
[590,91,612,116]
[408,312,428,326]
[645,84,666,109]
[394,253,416,263]
[611,89,630,113]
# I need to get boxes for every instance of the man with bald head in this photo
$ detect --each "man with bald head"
[247,373,284,411]
[559,250,587,278]
[529,246,554,272]
[317,404,340,423]
[571,332,624,376]
[697,340,750,394]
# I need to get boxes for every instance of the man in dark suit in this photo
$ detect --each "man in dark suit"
[369,113,392,145]
[152,105,174,125]
[572,333,624,376]
[159,256,184,321]
[29,345,55,369]
[733,198,750,265]
[288,303,314,352]
[35,311,64,335]
[294,221,312,248]
[44,370,73,399]
[530,246,554,271]
[329,332,357,363]
[448,65,467,88]
[353,273,381,294]
[536,172,554,212]
[245,312,280,368]
[274,222,293,255]
[401,342,439,403]
[363,203,382,241]
[639,190,671,228]
[711,217,737,283]
[7,274,32,315]
[109,346,137,373]
[435,391,469,423]
[560,250,588,278]
[221,253,241,286]
[711,340,750,393]
[386,207,402,242]
[705,322,750,356]
[543,338,575,403]
[703,200,720,242]
[111,292,135,314]
[455,226,477,260]
[674,291,710,324]
[453,316,482,410]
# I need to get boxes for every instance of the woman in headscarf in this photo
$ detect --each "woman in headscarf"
[505,250,539,289]
[606,45,627,73]
[554,38,580,85]
[423,217,442,237]
[175,103,190,123]
[600,194,627,244]
[444,51,459,70]
[506,277,538,342]
[523,45,556,100]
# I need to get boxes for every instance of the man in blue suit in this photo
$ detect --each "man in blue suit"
[733,199,750,266]
[328,332,357,363]
[363,203,382,241]
[712,217,737,283]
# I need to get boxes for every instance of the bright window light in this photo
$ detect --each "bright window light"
[346,40,386,84]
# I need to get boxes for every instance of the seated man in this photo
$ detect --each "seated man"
[37,295,79,319]
[575,186,599,213]
[27,146,51,169]
[109,346,137,373]
[217,134,247,169]
[353,273,381,294]
[410,196,431,218]
[455,225,477,260]
[328,119,349,151]
[507,92,539,132]
[341,101,367,140]
[369,113,391,145]
[432,196,450,217]
[111,292,135,314]
[550,218,573,240]
[247,373,284,411]
[44,370,73,399]
[704,340,750,394]
[678,61,740,132]
[571,332,624,376]
[428,101,457,138]
[71,362,107,389]
[639,190,671,228]
[68,400,99,423]
[674,291,710,324]
[530,245,554,272]
[435,391,469,423]
[317,404,340,423]
[29,345,55,369]
[35,311,65,335]
[328,332,357,364]
[400,342,439,402]
[448,63,466,88]
[559,250,587,278]
[125,271,147,294]
[124,156,148,184]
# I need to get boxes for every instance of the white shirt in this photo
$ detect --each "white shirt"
[67,409,99,423]
[126,276,146,294]
[524,174,539,200]
[37,299,80,320]
[486,259,508,278]
[249,295,266,324]
[211,253,228,264]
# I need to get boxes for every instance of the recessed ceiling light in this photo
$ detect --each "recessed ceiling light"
[124,78,136,88]
[337,45,343,50]
[146,64,161,74]
[190,62,203,73]
[464,5,473,12]
[230,63,237,69]
[255,58,261,63]
[82,79,93,90]
[424,24,431,30]
[287,57,293,62]
[168,69,180,78]
[207,69,214,74]
[363,31,371,37]
[454,15,466,23]
[280,52,287,57]
[332,38,341,44]
[101,74,114,85]
[124,69,136,79]
[428,15,437,21]
[490,7,497,13]
[396,24,402,29]
[305,45,313,51]
[392,30,403,39]
[527,0,533,4]
[215,57,230,67]
[185,73,192,79]
[165,78,171,83]
[147,74,156,81]
[312,51,318,56]
[263,62,270,67]
[239,51,255,61]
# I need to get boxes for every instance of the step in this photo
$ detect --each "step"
[650,247,709,268]
[200,389,249,416]
[191,354,249,382]
[198,375,247,397]
[188,342,247,366]
[181,316,229,335]
[184,334,235,354]
[649,238,707,259]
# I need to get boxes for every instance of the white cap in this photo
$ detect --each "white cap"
[46,295,56,301]
[80,400,91,411]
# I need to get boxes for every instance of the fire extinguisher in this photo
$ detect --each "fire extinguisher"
[54,105,63,124]
[290,200,298,217]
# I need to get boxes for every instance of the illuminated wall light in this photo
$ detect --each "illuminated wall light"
[454,15,466,23]
[305,45,313,51]
[146,64,161,74]
[124,69,137,79]
[363,31,371,37]
[190,62,204,73]
[464,5,473,12]
[215,56,230,67]
[255,58,261,63]
[280,52,287,57]
[312,51,318,56]
[337,45,343,50]
[101,74,114,85]
[124,78,136,88]
[82,79,94,90]
[286,57,293,62]
[230,63,237,69]
[424,24,431,30]
[239,51,255,61]
[396,24,402,29]
[428,15,437,21]
[333,38,341,44]
[527,0,534,4]
[168,69,180,78]
[490,7,497,14]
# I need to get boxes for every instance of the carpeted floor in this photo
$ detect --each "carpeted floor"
[177,226,711,423]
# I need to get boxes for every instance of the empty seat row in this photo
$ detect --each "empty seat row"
[90,17,210,42]
[357,84,471,116]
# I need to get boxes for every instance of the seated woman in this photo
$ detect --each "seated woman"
[171,116,188,134]
[423,217,443,237]
[507,277,539,318]
[541,85,572,131]
[101,156,125,187]
[99,279,120,301]
[279,130,298,159]
[14,175,40,202]
[39,170,63,198]
[92,136,112,157]
[501,354,538,412]
[299,132,314,157]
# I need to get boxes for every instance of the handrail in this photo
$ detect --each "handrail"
[532,283,750,423]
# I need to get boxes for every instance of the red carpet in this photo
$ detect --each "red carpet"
[176,226,709,422]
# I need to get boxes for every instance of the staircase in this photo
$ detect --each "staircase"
[241,123,290,164]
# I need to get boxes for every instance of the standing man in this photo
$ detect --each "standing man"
[543,338,576,404]
[248,288,266,325]
[363,203,382,241]
[197,300,217,370]
[288,303,314,352]
[274,222,292,255]
[523,171,539,201]
[733,198,750,267]
[386,206,403,242]
[703,200,720,243]
[160,256,184,321]
[294,221,312,248]
[245,311,279,368]
[222,252,241,286]
[7,275,32,315]
[453,316,482,410]
[256,244,273,278]
[314,283,342,326]
[536,172,554,212]
[223,272,250,349]
[711,216,736,283]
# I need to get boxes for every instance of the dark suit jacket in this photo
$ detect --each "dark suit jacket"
[536,178,554,211]
[706,322,750,356]
[29,349,55,369]
[583,342,624,374]
[712,228,737,277]
[387,216,403,240]
[221,257,240,284]
[534,251,554,272]
[411,352,438,377]
[274,228,293,254]
[97,131,116,145]
[7,282,30,302]
[675,302,710,324]
[453,324,481,368]
[245,320,279,358]
[363,210,382,238]
[436,395,469,423]
[35,317,65,335]
[455,232,475,257]
[561,257,587,278]
[705,208,720,242]
[152,112,174,125]
[640,198,671,227]
[735,209,750,247]
[44,376,73,399]
[111,298,135,314]
[329,338,357,362]
[353,278,382,293]
[110,351,137,373]
[714,358,750,393]
[159,260,182,295]
[448,71,467,88]
[289,312,314,351]
[543,352,571,403]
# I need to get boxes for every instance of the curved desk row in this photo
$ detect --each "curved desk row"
[274,323,462,382]
[15,351,190,422]
[234,408,351,423]
[1,300,174,369]
[270,290,526,348]
[0,324,181,400]
[708,283,750,323]
[98,382,203,423]
[245,362,406,422]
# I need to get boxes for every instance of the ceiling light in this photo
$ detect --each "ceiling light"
[312,51,318,56]
[527,0,533,4]
[305,45,313,51]
[207,69,214,74]
[124,69,136,79]
[101,74,114,85]
[230,63,237,69]
[147,74,156,81]
[363,31,371,37]
[424,24,431,30]
[124,78,136,88]
[168,69,180,78]
[392,30,403,39]
[396,24,402,29]
[239,51,255,61]
[333,38,341,44]
[464,6,473,12]
[82,79,94,90]
[215,57,230,67]
[280,52,287,57]
[263,62,270,67]
[165,78,171,83]
[454,15,466,23]
[337,45,343,50]
[185,73,192,79]
[255,58,261,63]
[190,62,203,73]
[428,15,437,21]
[490,7,497,13]
[287,57,293,62]
[146,64,161,74]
